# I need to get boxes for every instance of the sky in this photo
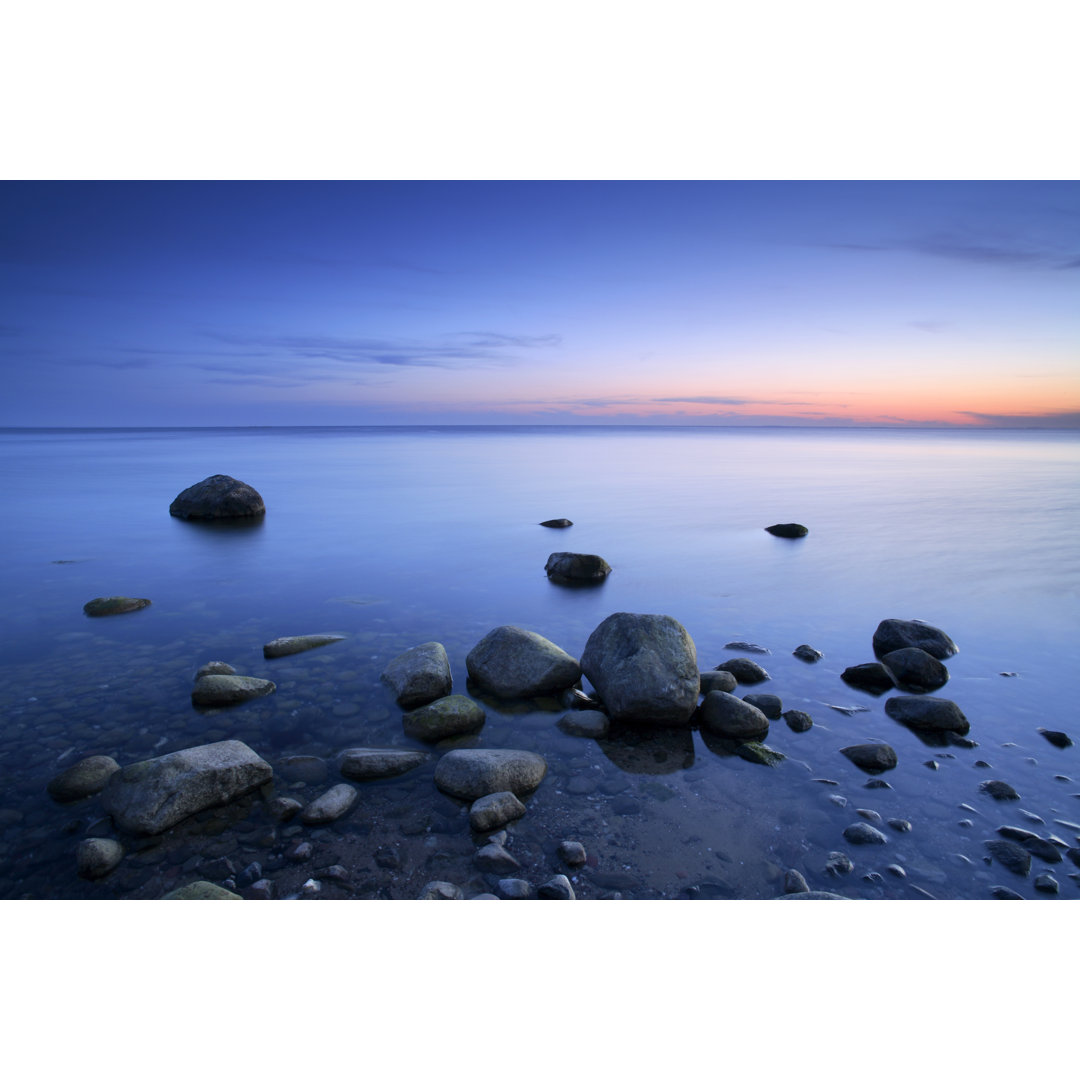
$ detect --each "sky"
[2,180,1078,428]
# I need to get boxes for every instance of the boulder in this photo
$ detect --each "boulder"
[300,783,358,825]
[699,670,738,694]
[840,743,898,773]
[700,691,770,742]
[556,709,610,738]
[714,657,769,684]
[466,626,581,699]
[469,791,527,832]
[880,648,949,693]
[48,755,120,802]
[984,839,1031,876]
[979,779,1020,801]
[169,474,265,520]
[784,869,810,894]
[163,881,242,900]
[545,552,612,583]
[263,634,345,659]
[540,518,573,528]
[885,696,969,735]
[783,709,813,732]
[338,748,429,781]
[734,742,785,766]
[101,739,273,835]
[743,693,782,719]
[434,748,547,801]
[872,619,957,660]
[402,695,485,742]
[996,826,1062,863]
[83,596,151,617]
[841,662,895,695]
[76,837,125,880]
[1037,728,1073,749]
[793,644,824,663]
[381,642,452,708]
[191,674,276,708]
[580,612,699,727]
[765,523,808,538]
[843,822,888,845]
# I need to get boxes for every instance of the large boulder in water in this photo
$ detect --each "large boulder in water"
[872,619,957,660]
[466,625,581,699]
[382,641,452,708]
[101,739,273,835]
[545,552,611,583]
[880,647,949,693]
[581,612,699,727]
[700,691,770,741]
[885,695,969,734]
[169,474,265,520]
[434,748,548,800]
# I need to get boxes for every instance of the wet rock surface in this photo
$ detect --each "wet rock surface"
[544,552,611,583]
[765,523,808,538]
[402,695,486,742]
[83,597,151,617]
[338,748,428,781]
[48,755,120,802]
[880,647,949,693]
[884,696,969,735]
[714,657,769,684]
[840,743,898,773]
[700,692,770,742]
[191,674,276,708]
[466,625,581,699]
[872,618,958,660]
[169,474,265,519]
[434,749,548,801]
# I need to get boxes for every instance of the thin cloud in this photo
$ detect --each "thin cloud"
[960,410,1080,429]
[828,232,1079,271]
[909,320,950,333]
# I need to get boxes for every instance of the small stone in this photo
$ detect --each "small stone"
[286,841,313,863]
[418,881,464,900]
[830,795,848,808]
[844,822,888,845]
[924,760,940,770]
[958,819,974,828]
[1038,728,1073,749]
[856,808,883,823]
[540,518,573,528]
[886,863,906,878]
[724,641,771,654]
[841,663,895,695]
[236,861,263,888]
[381,641,452,708]
[48,755,120,802]
[825,851,853,876]
[338,748,428,780]
[469,791,527,832]
[864,779,892,789]
[537,874,576,899]
[734,742,785,766]
[699,670,738,694]
[300,879,321,897]
[475,843,521,873]
[984,839,1032,876]
[243,879,274,900]
[496,878,535,900]
[784,869,810,894]
[840,743,898,773]
[714,657,769,684]
[979,779,1020,801]
[887,819,913,833]
[403,695,486,742]
[544,551,612,582]
[783,709,813,732]
[267,796,302,822]
[1034,873,1059,893]
[556,710,610,738]
[263,634,346,659]
[76,837,124,879]
[863,872,884,884]
[83,596,151,617]
[557,840,587,868]
[743,693,782,719]
[793,644,824,663]
[300,783,358,825]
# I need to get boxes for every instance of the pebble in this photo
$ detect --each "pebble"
[825,851,853,876]
[537,874,576,899]
[286,841,313,863]
[475,843,521,873]
[783,709,813,732]
[469,791,528,832]
[957,819,974,828]
[418,881,464,900]
[856,808,883,823]
[267,797,303,822]
[243,879,273,900]
[984,839,1031,876]
[829,795,848,808]
[886,863,906,878]
[863,872,884,884]
[557,840,587,868]
[887,819,913,833]
[300,783,358,825]
[923,760,939,770]
[301,879,321,897]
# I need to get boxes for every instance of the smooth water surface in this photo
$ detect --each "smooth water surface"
[2,426,1078,899]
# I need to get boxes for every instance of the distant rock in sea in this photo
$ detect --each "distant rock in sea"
[765,523,808,538]
[169,474,265,520]
[540,518,573,528]
[83,596,150,617]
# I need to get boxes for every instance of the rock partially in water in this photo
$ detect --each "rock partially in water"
[990,885,1025,899]
[841,662,895,695]
[581,612,699,727]
[844,822,888,845]
[872,618,958,660]
[1034,873,1059,893]
[880,647,949,693]
[724,641,771,654]
[557,709,610,738]
[793,644,824,663]
[984,839,1031,876]
[887,818,913,833]
[469,791,527,832]
[48,755,120,802]
[434,748,547,801]
[496,878,535,900]
[979,779,1021,801]
[734,742,785,766]
[784,869,810,894]
[263,634,345,659]
[714,657,769,684]
[381,641,452,708]
[76,837,125,879]
[537,874,576,899]
[743,693,782,719]
[885,696,969,735]
[783,709,813,733]
[191,674,276,708]
[545,551,612,583]
[466,625,581,699]
[163,880,242,899]
[825,851,854,876]
[1038,728,1073,749]
[699,670,738,694]
[840,743,898,773]
[540,518,573,528]
[83,596,151,617]
[338,748,428,781]
[402,695,486,742]
[267,796,302,822]
[101,739,273,835]
[300,783,358,825]
[700,691,770,742]
[418,881,464,900]
[765,523,808,538]
[996,826,1062,863]
[169,474,265,520]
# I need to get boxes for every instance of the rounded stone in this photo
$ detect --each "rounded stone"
[841,662,895,695]
[784,869,810,894]
[700,691,770,742]
[537,874,576,899]
[557,840,587,867]
[48,755,120,802]
[979,779,1020,801]
[403,695,485,742]
[381,641,452,708]
[844,822,888,845]
[713,657,769,684]
[339,747,428,780]
[783,709,813,732]
[76,837,125,879]
[545,551,612,582]
[880,647,949,693]
[765,523,808,538]
[434,748,547,801]
[169,474,265,520]
[556,710,610,738]
[743,693,782,719]
[191,674,276,708]
[418,881,464,900]
[263,634,345,659]
[300,783,358,825]
[540,518,573,528]
[469,791,527,832]
[699,670,738,694]
[163,880,242,899]
[839,743,898,773]
[884,696,969,735]
[872,618,958,660]
[196,661,236,678]
[793,644,824,663]
[466,625,581,699]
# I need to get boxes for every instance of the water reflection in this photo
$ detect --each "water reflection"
[596,723,695,774]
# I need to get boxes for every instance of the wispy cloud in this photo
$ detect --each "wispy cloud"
[829,232,1080,271]
[909,320,950,333]
[959,410,1080,429]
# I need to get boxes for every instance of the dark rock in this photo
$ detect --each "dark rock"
[267,796,302,822]
[776,891,849,899]
[434,749,547,801]
[557,840,587,868]
[996,826,1062,863]
[700,691,769,742]
[825,851,854,876]
[990,885,1025,899]
[783,709,813,732]
[544,551,611,583]
[48,755,120,802]
[374,846,401,870]
[865,779,892,789]
[1034,873,1059,894]
[169,474,265,520]
[381,642,452,708]
[699,670,738,694]
[196,661,236,678]
[83,596,151,617]
[470,791,527,832]
[856,808,883,823]
[887,819,913,833]
[872,618,958,660]
[793,644,824,663]
[714,657,769,684]
[880,647,949,693]
[885,696,969,735]
[402,695,485,742]
[286,841,313,863]
[418,881,464,900]
[263,634,345,659]
[984,839,1031,876]
[580,612,699,727]
[496,878,535,900]
[765,523,808,538]
[840,743,898,773]
[743,693,782,719]
[300,783,358,825]
[844,822,888,845]
[466,625,581,699]
[556,709,610,738]
[979,779,1020,801]
[784,869,810,894]
[338,748,428,780]
[76,837,124,880]
[537,874,576,899]
[724,641,771,654]
[734,742,785,766]
[841,662,895,695]
[101,739,273,835]
[191,674,276,708]
[1038,728,1073,749]
[236,861,263,888]
[540,518,573,528]
[242,879,273,900]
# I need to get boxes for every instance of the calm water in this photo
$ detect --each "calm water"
[2,425,1078,899]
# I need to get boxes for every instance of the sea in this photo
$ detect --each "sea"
[2,424,1078,900]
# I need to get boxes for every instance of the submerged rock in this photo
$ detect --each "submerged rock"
[784,869,810,894]
[83,596,151,617]
[556,709,610,738]
[402,694,486,742]
[466,625,581,699]
[844,822,888,845]
[196,661,236,678]
[880,647,949,693]
[469,791,527,832]
[580,612,699,727]
[979,778,1021,801]
[191,674,276,708]
[338,748,428,781]
[841,662,895,695]
[700,691,770,742]
[743,693,782,719]
[169,474,265,520]
[300,783,358,825]
[537,874,576,899]
[984,839,1031,876]
[872,618,958,660]
[434,748,547,801]
[557,840,587,867]
[418,881,464,900]
[885,696,969,735]
[734,742,785,766]
[765,523,808,538]
[996,826,1062,863]
[475,842,521,873]
[840,743,898,773]
[545,551,611,583]
[381,641,452,708]
[783,709,814,733]
[263,634,345,659]
[101,739,272,835]
[76,837,125,880]
[714,657,769,684]
[48,755,120,802]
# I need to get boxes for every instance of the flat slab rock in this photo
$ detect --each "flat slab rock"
[338,747,428,780]
[434,748,547,801]
[101,739,273,835]
[169,474,265,520]
[48,754,120,802]
[83,596,151,617]
[192,673,276,707]
[263,634,345,659]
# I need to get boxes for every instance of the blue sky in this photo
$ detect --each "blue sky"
[2,180,1078,427]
